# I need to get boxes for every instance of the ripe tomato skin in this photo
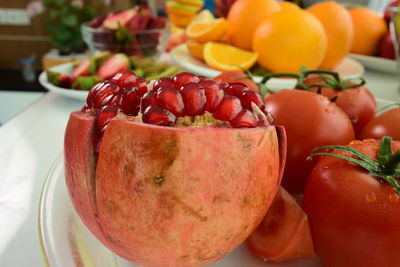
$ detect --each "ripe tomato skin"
[303,77,377,137]
[360,107,400,140]
[303,139,400,267]
[264,90,355,194]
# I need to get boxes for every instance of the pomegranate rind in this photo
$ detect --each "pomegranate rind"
[95,119,280,266]
[64,111,104,241]
[64,112,283,266]
[247,187,314,261]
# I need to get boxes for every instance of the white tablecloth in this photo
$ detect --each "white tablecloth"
[0,69,399,267]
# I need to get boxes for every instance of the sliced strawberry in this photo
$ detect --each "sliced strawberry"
[47,71,73,88]
[72,58,91,78]
[96,54,130,80]
[102,9,137,30]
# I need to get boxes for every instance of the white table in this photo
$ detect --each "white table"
[0,69,399,267]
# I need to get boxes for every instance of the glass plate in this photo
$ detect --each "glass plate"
[38,155,321,267]
[349,54,398,74]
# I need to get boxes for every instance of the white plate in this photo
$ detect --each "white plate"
[38,155,321,267]
[38,63,88,102]
[170,44,365,90]
[349,53,398,74]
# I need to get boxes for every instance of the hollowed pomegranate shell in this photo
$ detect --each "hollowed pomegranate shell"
[64,111,286,267]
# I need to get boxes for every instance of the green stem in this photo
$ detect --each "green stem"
[309,137,400,194]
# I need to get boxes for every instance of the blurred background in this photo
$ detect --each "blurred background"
[0,0,395,92]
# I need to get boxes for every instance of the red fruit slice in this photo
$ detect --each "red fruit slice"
[96,54,130,80]
[142,105,176,126]
[72,58,91,78]
[213,95,243,121]
[155,86,185,116]
[103,9,137,30]
[180,83,207,116]
[247,187,314,261]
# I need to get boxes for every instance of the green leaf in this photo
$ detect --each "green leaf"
[61,14,78,27]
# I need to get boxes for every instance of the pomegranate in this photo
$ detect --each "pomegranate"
[64,71,285,266]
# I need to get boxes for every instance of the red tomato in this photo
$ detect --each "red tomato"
[303,138,400,267]
[303,76,377,137]
[247,187,314,262]
[212,70,260,93]
[360,107,400,140]
[264,90,355,194]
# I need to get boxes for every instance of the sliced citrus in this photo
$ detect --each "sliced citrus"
[166,2,199,17]
[192,9,214,23]
[187,40,205,60]
[169,13,195,27]
[186,18,228,43]
[203,42,258,71]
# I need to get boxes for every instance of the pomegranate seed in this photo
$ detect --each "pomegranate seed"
[180,83,207,116]
[136,77,148,96]
[230,109,258,128]
[142,105,176,126]
[87,81,120,109]
[110,70,139,87]
[153,77,174,91]
[173,72,200,89]
[95,105,119,152]
[240,90,264,111]
[225,83,248,97]
[201,80,224,112]
[213,95,243,122]
[119,87,140,116]
[198,76,210,82]
[141,90,157,113]
[156,86,185,116]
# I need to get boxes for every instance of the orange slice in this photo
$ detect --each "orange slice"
[203,42,258,71]
[187,40,205,60]
[186,18,228,43]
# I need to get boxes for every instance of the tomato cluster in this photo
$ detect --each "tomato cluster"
[214,69,400,266]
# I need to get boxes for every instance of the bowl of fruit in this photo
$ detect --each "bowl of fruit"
[81,4,169,58]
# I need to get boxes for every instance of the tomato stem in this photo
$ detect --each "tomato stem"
[308,136,400,194]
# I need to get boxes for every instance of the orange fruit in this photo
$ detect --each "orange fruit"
[187,40,205,60]
[186,18,228,43]
[203,42,258,71]
[227,0,281,50]
[166,2,199,17]
[308,1,354,69]
[252,8,327,73]
[279,1,300,11]
[349,8,387,56]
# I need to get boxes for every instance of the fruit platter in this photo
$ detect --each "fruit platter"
[39,52,180,101]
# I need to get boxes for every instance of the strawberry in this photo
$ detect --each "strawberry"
[96,53,130,80]
[47,71,73,88]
